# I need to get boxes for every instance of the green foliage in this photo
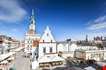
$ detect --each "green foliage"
[96,44,103,49]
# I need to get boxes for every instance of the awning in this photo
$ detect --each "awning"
[0,60,8,64]
[7,57,15,61]
[0,52,15,62]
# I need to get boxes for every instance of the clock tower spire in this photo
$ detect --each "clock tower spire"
[28,9,36,35]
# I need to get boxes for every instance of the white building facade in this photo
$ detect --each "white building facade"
[24,10,106,60]
[39,26,57,58]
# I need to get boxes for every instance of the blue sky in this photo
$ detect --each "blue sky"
[0,0,106,41]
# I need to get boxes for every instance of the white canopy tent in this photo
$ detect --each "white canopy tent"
[38,56,51,63]
[38,55,65,63]
[51,56,64,62]
[84,66,96,70]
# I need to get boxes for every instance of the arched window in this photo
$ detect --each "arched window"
[50,47,52,53]
[43,47,46,53]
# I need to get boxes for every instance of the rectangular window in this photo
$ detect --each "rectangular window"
[27,45,29,47]
[30,40,33,43]
[27,41,29,43]
[30,45,32,47]
[43,47,46,53]
[50,47,52,53]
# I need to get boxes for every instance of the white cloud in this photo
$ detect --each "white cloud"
[0,0,27,23]
[0,28,23,40]
[88,22,106,30]
[87,15,106,30]
[11,28,19,32]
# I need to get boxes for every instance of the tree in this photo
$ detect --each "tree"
[96,44,103,49]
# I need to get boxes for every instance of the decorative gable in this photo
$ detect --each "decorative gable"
[40,26,56,43]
